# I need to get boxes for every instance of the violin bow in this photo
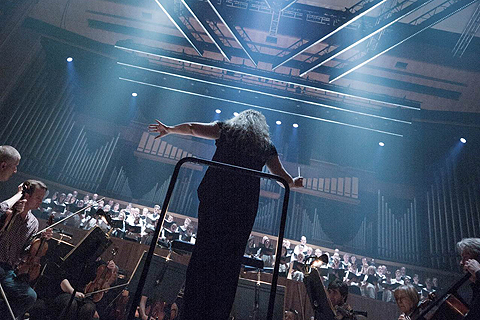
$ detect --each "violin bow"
[33,197,106,237]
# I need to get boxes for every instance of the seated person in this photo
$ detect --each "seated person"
[393,284,420,320]
[256,236,274,268]
[33,258,118,320]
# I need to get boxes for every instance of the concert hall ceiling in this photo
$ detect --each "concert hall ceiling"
[9,0,480,138]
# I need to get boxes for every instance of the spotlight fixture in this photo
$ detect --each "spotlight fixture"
[132,92,138,97]
[215,109,222,114]
[379,142,385,147]
[66,57,73,62]
[233,112,239,117]
[276,120,282,125]
[292,123,299,128]
[460,137,466,144]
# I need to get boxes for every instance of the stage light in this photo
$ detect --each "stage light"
[460,137,466,144]
[276,120,282,125]
[66,57,73,62]
[293,123,299,128]
[132,92,138,97]
[233,112,239,116]
[215,109,221,114]
[379,142,385,147]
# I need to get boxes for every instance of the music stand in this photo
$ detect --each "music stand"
[128,251,187,304]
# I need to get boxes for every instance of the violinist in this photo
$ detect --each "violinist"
[52,259,118,320]
[0,179,53,318]
[393,284,420,320]
[457,238,480,320]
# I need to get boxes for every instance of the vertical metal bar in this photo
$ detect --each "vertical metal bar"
[87,142,109,190]
[440,170,453,269]
[85,145,105,190]
[30,83,69,160]
[427,192,435,267]
[394,213,398,261]
[452,159,466,239]
[48,117,75,174]
[15,83,51,152]
[96,134,120,192]
[0,63,47,139]
[59,126,85,179]
[378,191,382,257]
[431,185,440,268]
[63,134,86,183]
[44,108,74,172]
[33,86,71,164]
[435,178,446,265]
[468,185,477,237]
[446,159,458,246]
[91,138,113,190]
[406,208,411,262]
[401,215,406,261]
[113,166,123,192]
[79,150,98,189]
[409,202,414,262]
[1,70,47,142]
[9,83,48,147]
[386,205,391,259]
[69,142,89,187]
[68,140,88,186]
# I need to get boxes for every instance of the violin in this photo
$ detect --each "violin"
[16,213,54,282]
[84,249,119,302]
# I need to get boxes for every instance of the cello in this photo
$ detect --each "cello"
[414,273,470,320]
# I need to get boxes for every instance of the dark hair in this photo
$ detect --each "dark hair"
[328,279,348,303]
[24,179,48,195]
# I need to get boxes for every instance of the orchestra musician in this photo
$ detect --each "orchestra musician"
[0,179,53,318]
[50,259,119,320]
[457,238,480,320]
[0,145,20,182]
[149,109,303,320]
[393,284,421,320]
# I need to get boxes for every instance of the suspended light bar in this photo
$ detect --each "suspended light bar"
[114,45,420,110]
[119,77,404,137]
[118,61,411,124]
[273,0,388,70]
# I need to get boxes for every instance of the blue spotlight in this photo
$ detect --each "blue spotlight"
[460,137,466,144]
[131,92,138,97]
[276,120,282,125]
[66,57,73,62]
[379,141,385,147]
[233,112,239,117]
[292,123,299,128]
[215,109,222,114]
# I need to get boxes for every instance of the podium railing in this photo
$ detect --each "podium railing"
[126,156,291,320]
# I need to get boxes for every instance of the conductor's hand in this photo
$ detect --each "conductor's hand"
[292,177,304,188]
[148,119,170,139]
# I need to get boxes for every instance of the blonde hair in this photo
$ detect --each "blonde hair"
[223,109,270,153]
